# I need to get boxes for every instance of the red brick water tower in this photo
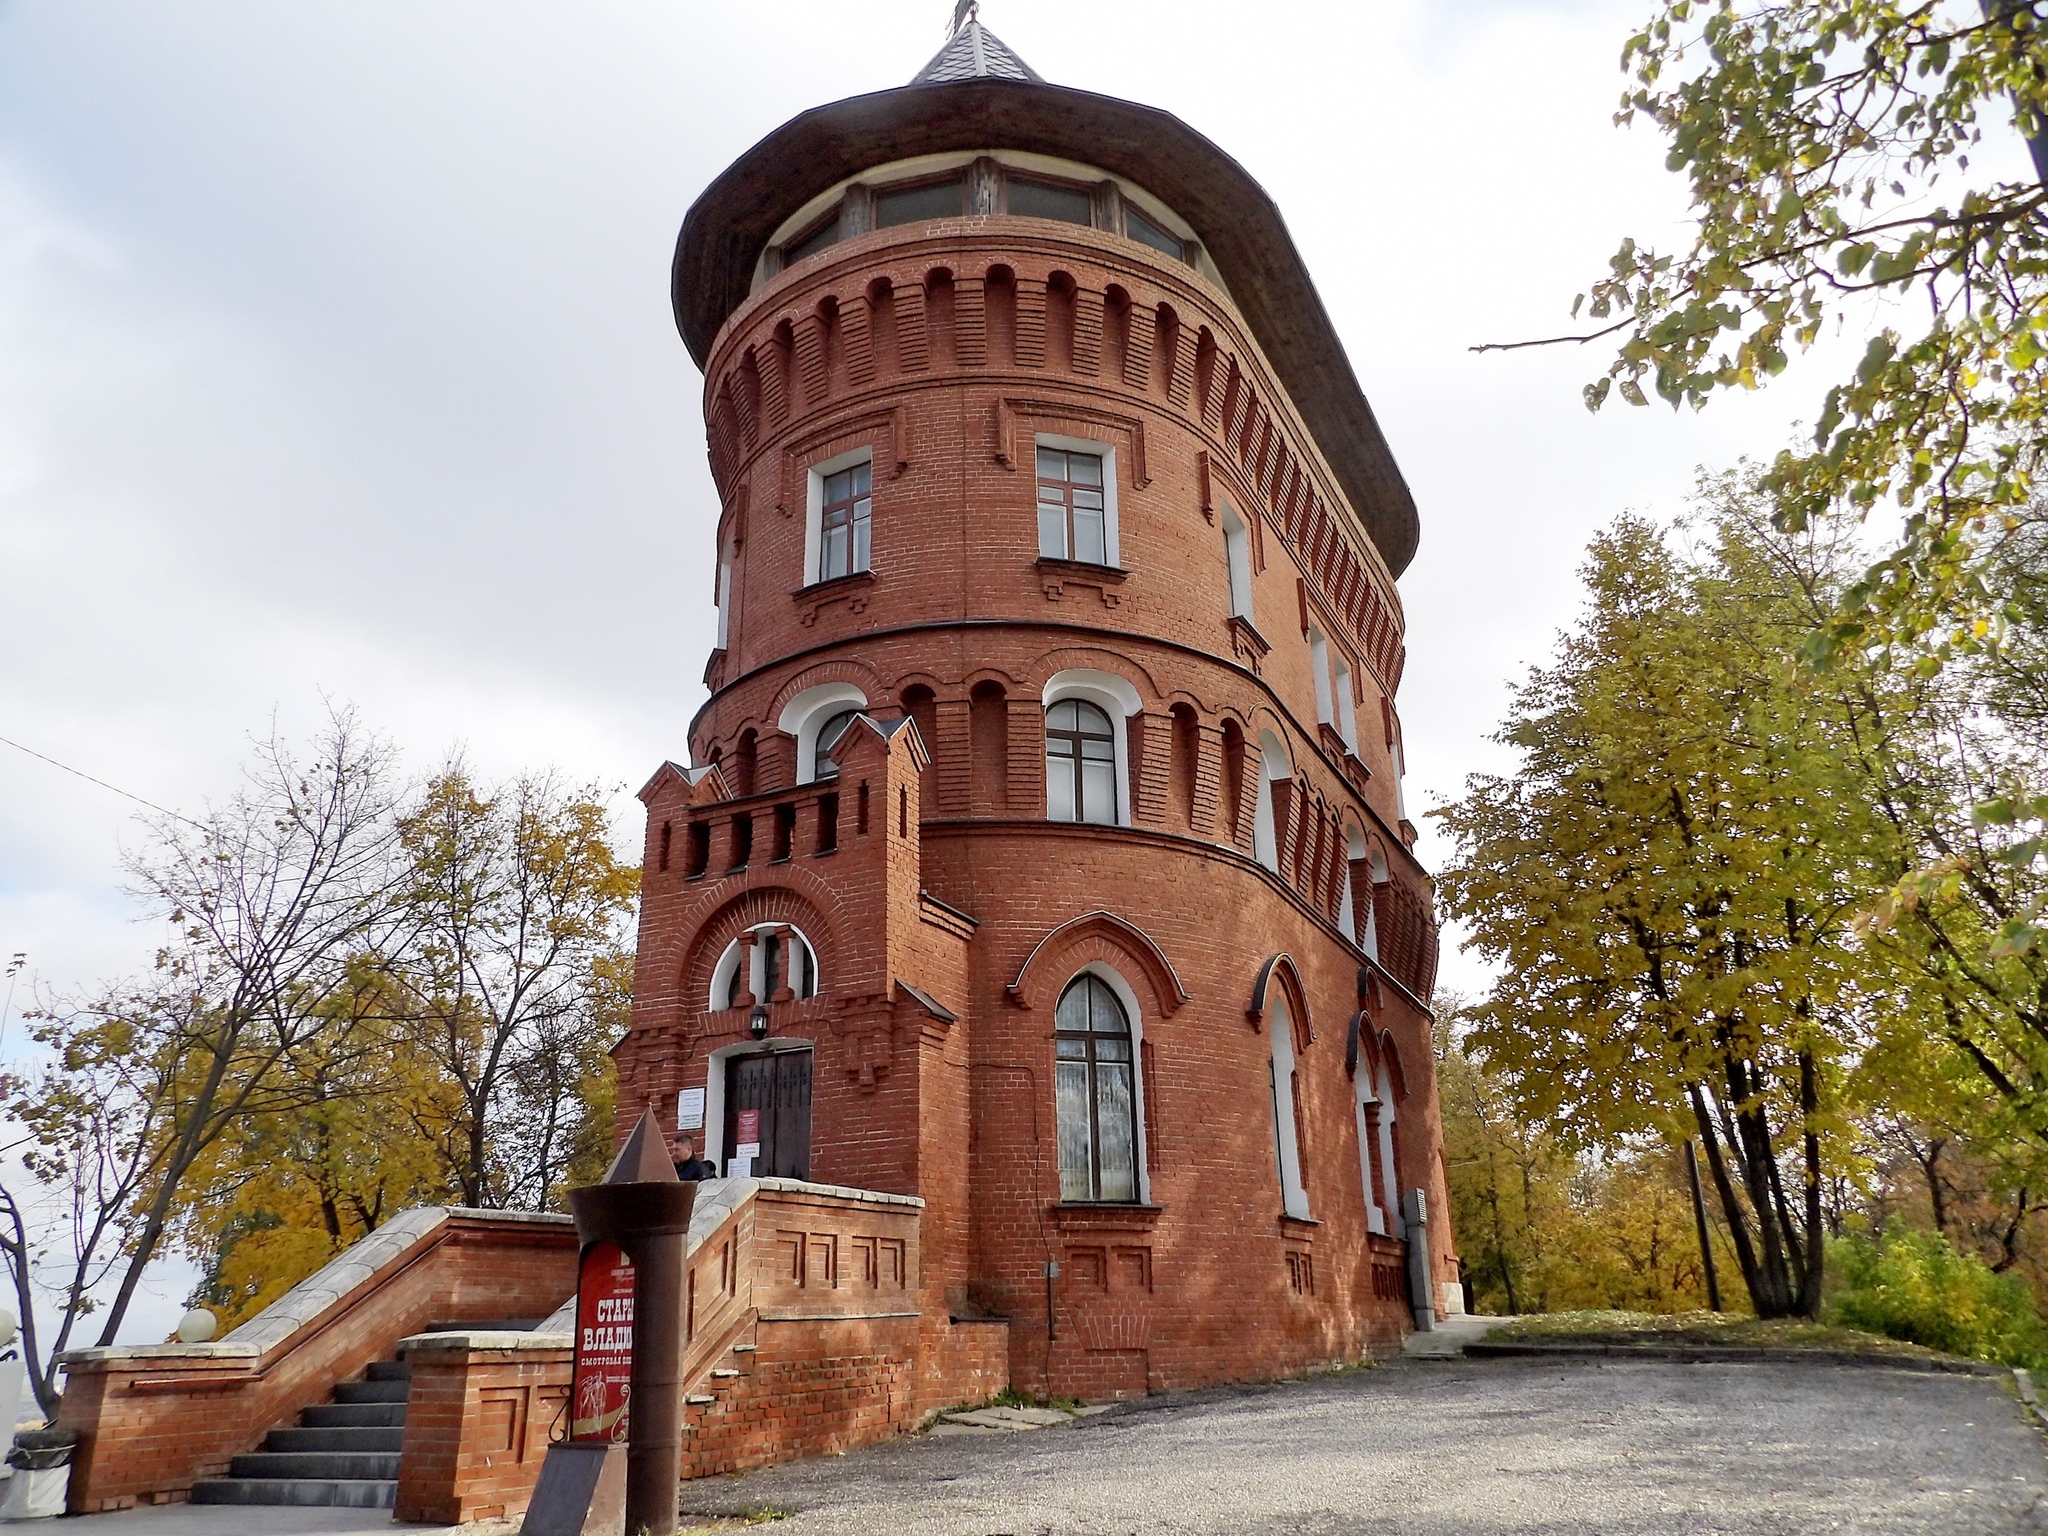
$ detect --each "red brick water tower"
[619,14,1456,1400]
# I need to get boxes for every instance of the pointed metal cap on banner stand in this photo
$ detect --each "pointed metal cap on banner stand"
[605,1107,682,1185]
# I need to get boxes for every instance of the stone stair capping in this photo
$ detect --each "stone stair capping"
[191,1360,412,1508]
[54,1206,577,1514]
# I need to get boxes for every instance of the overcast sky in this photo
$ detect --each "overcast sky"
[0,0,1896,1340]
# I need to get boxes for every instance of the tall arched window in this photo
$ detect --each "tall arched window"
[1253,731,1290,871]
[1054,974,1137,1202]
[1339,824,1368,946]
[1269,996,1312,1219]
[1045,699,1117,825]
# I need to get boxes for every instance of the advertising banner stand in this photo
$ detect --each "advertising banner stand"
[525,1109,695,1536]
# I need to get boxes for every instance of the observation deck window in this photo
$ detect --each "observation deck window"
[876,176,966,227]
[1007,177,1092,226]
[785,211,841,265]
[1124,206,1183,258]
[769,160,1194,273]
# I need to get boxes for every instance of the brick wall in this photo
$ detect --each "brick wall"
[396,1338,572,1524]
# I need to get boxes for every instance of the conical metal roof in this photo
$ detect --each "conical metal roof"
[911,17,1042,85]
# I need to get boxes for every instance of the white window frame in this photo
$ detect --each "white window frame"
[1308,629,1335,726]
[1253,730,1289,872]
[1056,962,1154,1205]
[778,681,870,784]
[1334,661,1359,753]
[1042,668,1141,827]
[1220,501,1254,620]
[1269,996,1311,1220]
[1034,433,1120,568]
[1363,843,1388,960]
[706,922,822,1012]
[1339,823,1367,946]
[714,539,735,650]
[805,446,874,588]
[1356,1071,1387,1236]
[1375,1061,1400,1219]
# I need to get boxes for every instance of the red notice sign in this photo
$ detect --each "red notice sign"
[735,1108,760,1146]
[571,1241,634,1442]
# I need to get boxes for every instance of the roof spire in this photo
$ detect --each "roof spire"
[911,4,1043,85]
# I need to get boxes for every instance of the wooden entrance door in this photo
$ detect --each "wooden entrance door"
[723,1049,812,1180]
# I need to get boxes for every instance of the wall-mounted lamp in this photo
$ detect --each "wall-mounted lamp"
[749,1005,769,1040]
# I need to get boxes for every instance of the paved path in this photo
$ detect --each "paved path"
[40,1506,510,1536]
[682,1356,2048,1534]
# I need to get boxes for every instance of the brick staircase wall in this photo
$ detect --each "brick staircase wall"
[394,1178,1010,1523]
[55,1208,577,1513]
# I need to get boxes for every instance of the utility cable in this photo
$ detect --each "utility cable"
[0,733,205,830]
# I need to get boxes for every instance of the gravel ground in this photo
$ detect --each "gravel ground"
[679,1356,2048,1535]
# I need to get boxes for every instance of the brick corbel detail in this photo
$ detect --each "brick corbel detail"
[826,993,897,1092]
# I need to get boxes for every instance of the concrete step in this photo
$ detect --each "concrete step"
[300,1402,406,1429]
[190,1478,396,1509]
[264,1425,405,1455]
[229,1451,401,1481]
[709,1368,742,1379]
[332,1378,410,1405]
[423,1319,541,1333]
[364,1360,413,1383]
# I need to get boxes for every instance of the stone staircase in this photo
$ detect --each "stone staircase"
[190,1359,409,1508]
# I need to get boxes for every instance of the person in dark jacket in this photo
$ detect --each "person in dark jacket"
[671,1135,716,1181]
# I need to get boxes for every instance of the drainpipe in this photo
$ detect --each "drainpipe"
[1403,1187,1436,1332]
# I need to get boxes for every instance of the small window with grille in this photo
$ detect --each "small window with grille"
[1036,446,1107,565]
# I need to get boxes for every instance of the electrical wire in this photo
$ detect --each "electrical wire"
[0,733,205,829]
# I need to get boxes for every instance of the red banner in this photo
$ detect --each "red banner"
[571,1241,634,1442]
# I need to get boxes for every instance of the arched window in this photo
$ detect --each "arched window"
[1374,1059,1401,1219]
[1045,699,1117,825]
[1339,824,1368,945]
[709,924,821,1011]
[812,708,861,781]
[1253,731,1290,871]
[779,682,869,784]
[1269,995,1312,1220]
[1355,1061,1388,1237]
[1054,974,1138,1202]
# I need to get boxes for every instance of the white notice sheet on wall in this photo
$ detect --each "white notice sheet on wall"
[727,1155,754,1177]
[677,1087,705,1131]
